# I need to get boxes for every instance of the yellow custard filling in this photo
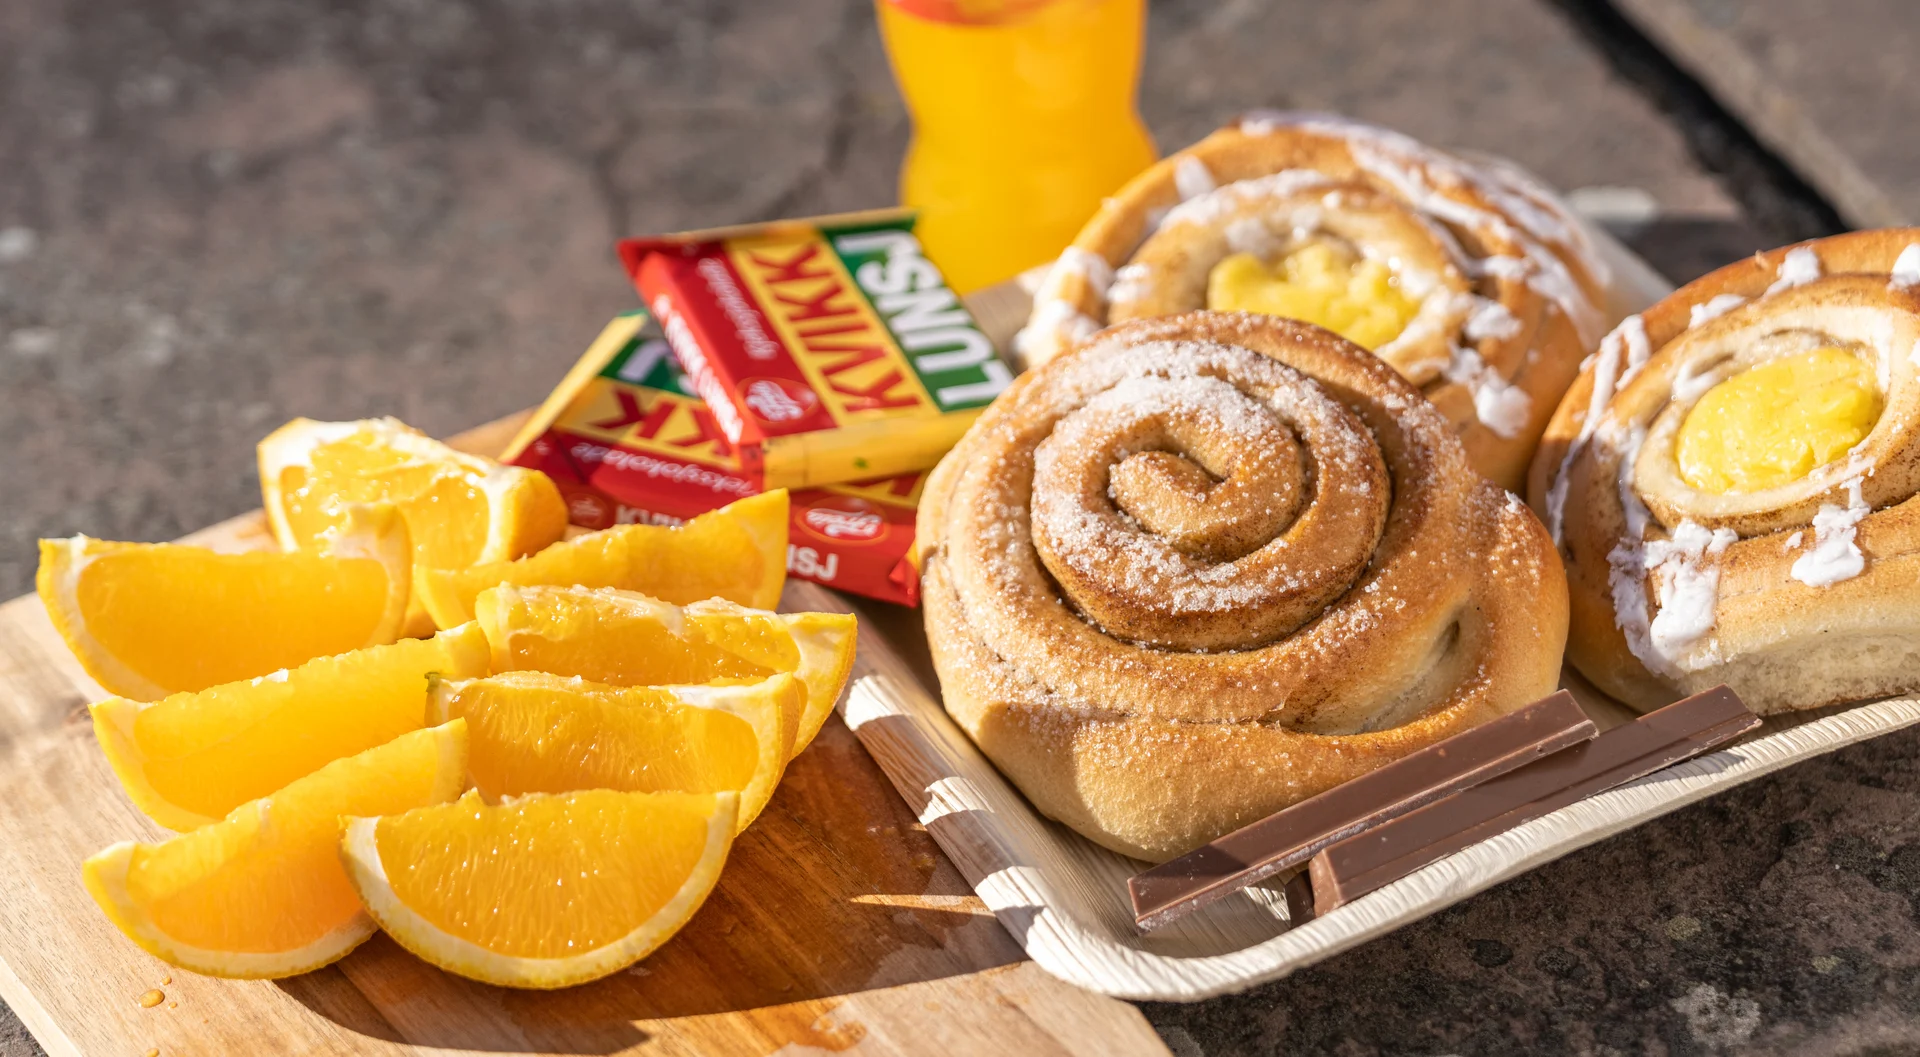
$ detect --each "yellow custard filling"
[1676,347,1881,494]
[1205,244,1418,350]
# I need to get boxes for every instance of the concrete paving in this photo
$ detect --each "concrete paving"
[0,0,1858,1054]
[1613,0,1920,229]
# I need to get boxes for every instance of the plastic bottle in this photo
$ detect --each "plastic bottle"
[876,0,1157,293]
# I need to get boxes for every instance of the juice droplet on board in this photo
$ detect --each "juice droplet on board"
[145,1048,160,1057]
[160,975,171,985]
[137,989,165,1009]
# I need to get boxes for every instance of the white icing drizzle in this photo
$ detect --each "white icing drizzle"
[1223,216,1283,258]
[1240,114,1283,137]
[1174,156,1218,201]
[1442,345,1531,438]
[1329,125,1606,346]
[1108,262,1153,306]
[1671,357,1724,405]
[1612,314,1654,388]
[1474,256,1532,282]
[1013,297,1102,362]
[1785,531,1804,549]
[1764,246,1822,296]
[1689,294,1747,328]
[1158,170,1335,229]
[1892,243,1920,290]
[1644,521,1738,664]
[1054,247,1115,301]
[1605,419,1736,674]
[1545,313,1646,544]
[1463,297,1522,342]
[1605,427,1657,665]
[1791,478,1870,586]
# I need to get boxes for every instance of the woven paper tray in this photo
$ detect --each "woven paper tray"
[844,220,1920,1002]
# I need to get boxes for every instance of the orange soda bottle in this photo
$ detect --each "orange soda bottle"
[876,0,1158,293]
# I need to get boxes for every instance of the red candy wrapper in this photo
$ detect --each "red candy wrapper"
[502,312,926,606]
[616,208,1011,490]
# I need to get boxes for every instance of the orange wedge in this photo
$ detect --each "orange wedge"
[40,505,412,701]
[476,585,855,758]
[83,721,467,980]
[428,671,800,830]
[91,624,490,831]
[342,788,736,989]
[412,491,789,630]
[258,417,567,636]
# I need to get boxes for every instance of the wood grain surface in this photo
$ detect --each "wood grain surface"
[0,413,1171,1057]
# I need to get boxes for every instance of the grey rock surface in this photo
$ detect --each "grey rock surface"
[1612,0,1920,229]
[0,0,1847,1054]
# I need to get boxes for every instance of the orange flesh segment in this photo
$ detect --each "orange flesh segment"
[77,546,394,694]
[372,790,722,959]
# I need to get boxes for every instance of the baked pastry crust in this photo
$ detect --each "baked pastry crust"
[1529,229,1920,714]
[1015,112,1611,492]
[921,312,1568,861]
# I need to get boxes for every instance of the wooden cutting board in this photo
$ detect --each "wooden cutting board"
[0,413,1173,1057]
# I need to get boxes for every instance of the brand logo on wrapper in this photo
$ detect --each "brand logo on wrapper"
[567,491,612,528]
[741,377,820,424]
[800,498,890,544]
[789,544,840,582]
[831,222,1012,410]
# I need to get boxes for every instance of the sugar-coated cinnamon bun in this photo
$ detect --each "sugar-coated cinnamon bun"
[921,312,1568,861]
[1530,229,1920,714]
[1015,112,1612,492]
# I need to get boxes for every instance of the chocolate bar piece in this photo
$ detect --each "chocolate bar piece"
[1307,685,1757,916]
[1129,691,1596,930]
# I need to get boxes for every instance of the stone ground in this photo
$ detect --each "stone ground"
[1612,0,1920,230]
[0,0,1908,1054]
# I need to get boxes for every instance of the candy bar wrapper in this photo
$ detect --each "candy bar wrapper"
[504,312,926,607]
[616,209,1013,490]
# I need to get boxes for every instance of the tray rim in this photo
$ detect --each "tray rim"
[841,667,1920,1001]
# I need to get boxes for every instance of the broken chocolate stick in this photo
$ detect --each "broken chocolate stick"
[1129,691,1597,930]
[1303,685,1757,918]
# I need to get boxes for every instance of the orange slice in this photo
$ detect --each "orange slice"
[342,788,736,989]
[82,721,467,980]
[39,505,412,701]
[92,623,490,831]
[428,671,800,830]
[476,585,855,758]
[412,491,789,630]
[258,417,567,636]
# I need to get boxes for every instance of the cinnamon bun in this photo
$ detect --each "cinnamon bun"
[922,312,1568,861]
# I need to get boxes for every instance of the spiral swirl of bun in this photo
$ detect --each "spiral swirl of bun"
[1014,113,1613,492]
[1529,229,1920,714]
[920,312,1568,861]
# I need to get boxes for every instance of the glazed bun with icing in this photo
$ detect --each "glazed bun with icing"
[1530,229,1920,714]
[920,312,1568,861]
[1015,112,1613,492]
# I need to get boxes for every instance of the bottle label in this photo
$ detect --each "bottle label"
[883,0,1058,25]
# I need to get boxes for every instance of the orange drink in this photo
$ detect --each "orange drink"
[877,0,1157,292]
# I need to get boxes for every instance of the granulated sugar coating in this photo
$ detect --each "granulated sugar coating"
[918,312,1570,862]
